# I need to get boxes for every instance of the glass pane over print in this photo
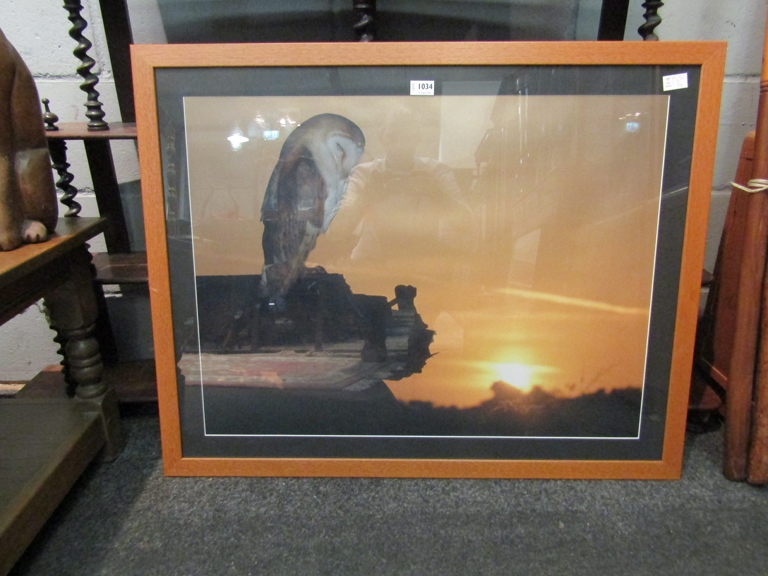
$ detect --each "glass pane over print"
[178,91,668,441]
[127,0,608,44]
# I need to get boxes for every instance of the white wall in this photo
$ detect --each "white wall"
[626,0,768,272]
[0,0,766,379]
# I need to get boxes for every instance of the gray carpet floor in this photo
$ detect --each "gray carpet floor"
[9,405,768,576]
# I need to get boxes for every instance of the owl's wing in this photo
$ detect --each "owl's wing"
[261,158,285,265]
[261,146,327,298]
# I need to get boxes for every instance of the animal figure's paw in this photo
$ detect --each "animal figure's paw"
[0,227,23,251]
[22,219,48,243]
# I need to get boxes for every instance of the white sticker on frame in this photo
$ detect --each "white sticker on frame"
[410,80,435,95]
[662,73,688,91]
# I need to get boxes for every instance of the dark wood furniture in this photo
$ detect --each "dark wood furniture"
[0,217,124,576]
[45,1,154,402]
[689,6,768,485]
[689,132,753,420]
[46,123,139,253]
[45,117,156,402]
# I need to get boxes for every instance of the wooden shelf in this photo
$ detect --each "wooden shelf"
[0,399,105,576]
[102,359,157,402]
[45,122,137,140]
[0,218,108,288]
[0,218,108,327]
[92,251,148,285]
[21,361,158,404]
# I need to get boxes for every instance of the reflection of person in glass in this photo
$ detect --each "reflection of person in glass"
[323,106,473,304]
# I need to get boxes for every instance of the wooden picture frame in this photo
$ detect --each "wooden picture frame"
[132,41,725,479]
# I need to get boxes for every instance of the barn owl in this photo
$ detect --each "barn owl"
[0,29,57,251]
[259,113,365,300]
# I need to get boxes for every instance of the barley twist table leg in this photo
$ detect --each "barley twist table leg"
[61,323,105,398]
[43,245,106,399]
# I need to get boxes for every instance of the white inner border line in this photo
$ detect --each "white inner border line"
[634,94,672,441]
[182,97,210,437]
[205,433,641,440]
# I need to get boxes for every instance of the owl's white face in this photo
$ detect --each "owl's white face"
[328,132,365,176]
[318,132,365,231]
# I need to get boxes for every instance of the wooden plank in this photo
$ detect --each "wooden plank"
[131,40,726,68]
[15,367,68,399]
[693,132,755,400]
[21,361,158,404]
[45,122,137,140]
[750,363,768,483]
[92,252,148,284]
[0,255,68,327]
[103,359,158,402]
[0,400,105,576]
[0,219,108,327]
[0,424,85,491]
[0,218,107,288]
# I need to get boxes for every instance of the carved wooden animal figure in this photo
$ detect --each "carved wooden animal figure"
[0,29,57,251]
[260,113,365,299]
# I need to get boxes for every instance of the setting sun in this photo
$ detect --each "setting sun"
[495,363,535,391]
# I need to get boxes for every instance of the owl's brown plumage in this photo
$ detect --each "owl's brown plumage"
[260,113,365,300]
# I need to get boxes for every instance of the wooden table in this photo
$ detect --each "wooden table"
[0,218,124,576]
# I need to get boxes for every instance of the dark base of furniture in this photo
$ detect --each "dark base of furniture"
[0,390,123,576]
[21,360,158,404]
[0,217,126,575]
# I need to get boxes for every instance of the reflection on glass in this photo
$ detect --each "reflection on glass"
[126,0,607,44]
[180,89,668,438]
[227,129,249,150]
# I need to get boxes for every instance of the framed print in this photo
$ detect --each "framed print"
[132,41,725,478]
